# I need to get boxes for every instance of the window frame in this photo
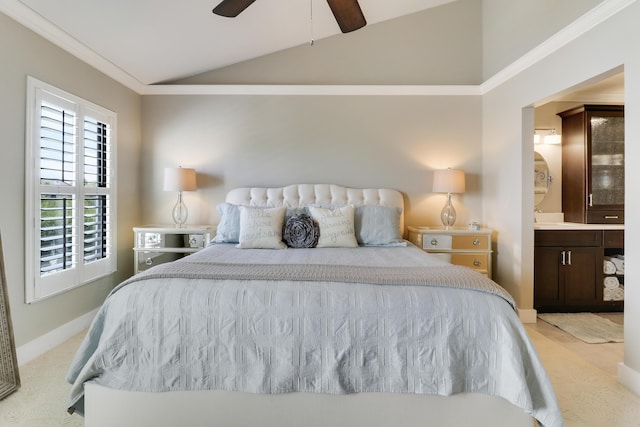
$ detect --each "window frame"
[25,77,117,303]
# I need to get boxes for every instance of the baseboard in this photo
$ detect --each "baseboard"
[16,308,98,367]
[518,308,537,324]
[618,362,640,397]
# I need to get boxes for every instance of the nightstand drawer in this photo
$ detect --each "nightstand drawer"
[133,225,213,274]
[452,235,489,250]
[136,251,183,272]
[408,226,493,279]
[451,254,490,274]
[421,234,489,251]
[422,234,453,250]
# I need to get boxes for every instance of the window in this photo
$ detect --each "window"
[25,77,117,302]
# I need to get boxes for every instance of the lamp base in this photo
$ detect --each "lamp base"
[440,193,457,229]
[172,192,188,227]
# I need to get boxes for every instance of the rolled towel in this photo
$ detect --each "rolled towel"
[283,213,320,248]
[604,288,615,301]
[603,259,616,275]
[604,276,620,289]
[611,255,624,274]
[612,286,624,301]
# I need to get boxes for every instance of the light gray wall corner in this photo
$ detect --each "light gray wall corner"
[482,0,605,81]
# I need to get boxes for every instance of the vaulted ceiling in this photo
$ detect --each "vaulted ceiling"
[10,0,455,85]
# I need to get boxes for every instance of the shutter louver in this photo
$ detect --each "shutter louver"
[83,117,111,264]
[40,194,76,274]
[39,102,76,186]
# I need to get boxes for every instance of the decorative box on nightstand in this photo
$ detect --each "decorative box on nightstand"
[133,225,213,274]
[408,226,493,278]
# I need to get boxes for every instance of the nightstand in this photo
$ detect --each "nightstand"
[408,226,493,278]
[133,225,213,274]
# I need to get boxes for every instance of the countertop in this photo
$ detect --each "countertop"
[534,222,624,230]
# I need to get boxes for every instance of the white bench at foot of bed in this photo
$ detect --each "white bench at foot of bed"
[85,383,534,427]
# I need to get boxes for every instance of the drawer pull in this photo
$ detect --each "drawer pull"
[473,259,481,267]
[473,238,480,246]
[430,238,439,246]
[145,258,153,266]
[604,215,619,219]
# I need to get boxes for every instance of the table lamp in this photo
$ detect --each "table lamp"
[432,168,465,229]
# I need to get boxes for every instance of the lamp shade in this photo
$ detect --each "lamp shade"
[433,169,465,194]
[163,167,196,192]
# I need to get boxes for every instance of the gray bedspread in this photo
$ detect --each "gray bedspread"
[67,243,563,427]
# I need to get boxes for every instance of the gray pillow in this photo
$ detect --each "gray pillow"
[283,214,319,248]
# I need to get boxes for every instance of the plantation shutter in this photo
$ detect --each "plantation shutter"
[26,77,117,302]
[39,101,77,276]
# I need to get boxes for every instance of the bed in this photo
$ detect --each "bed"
[67,184,563,427]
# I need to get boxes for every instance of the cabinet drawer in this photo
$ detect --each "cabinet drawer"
[586,210,624,224]
[603,230,624,247]
[136,251,183,272]
[451,254,490,273]
[136,232,185,249]
[422,234,453,250]
[452,235,489,250]
[535,230,601,247]
[421,234,489,251]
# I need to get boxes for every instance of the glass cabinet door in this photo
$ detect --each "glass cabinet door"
[588,111,624,208]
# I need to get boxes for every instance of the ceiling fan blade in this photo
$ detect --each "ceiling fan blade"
[212,0,257,17]
[326,0,367,33]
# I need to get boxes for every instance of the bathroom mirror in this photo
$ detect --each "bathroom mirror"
[0,230,20,400]
[534,151,551,206]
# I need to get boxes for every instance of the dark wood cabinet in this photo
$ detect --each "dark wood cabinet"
[534,229,623,312]
[559,105,624,224]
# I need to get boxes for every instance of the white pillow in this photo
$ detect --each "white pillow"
[237,206,286,249]
[308,205,358,248]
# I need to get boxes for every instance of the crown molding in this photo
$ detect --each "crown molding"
[2,0,635,96]
[141,84,481,96]
[0,0,146,93]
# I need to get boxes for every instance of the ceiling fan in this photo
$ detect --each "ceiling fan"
[212,0,367,33]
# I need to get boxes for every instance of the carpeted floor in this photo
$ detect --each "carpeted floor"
[0,331,84,427]
[1,325,639,427]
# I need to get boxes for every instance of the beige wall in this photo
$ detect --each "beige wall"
[0,12,142,347]
[141,95,483,232]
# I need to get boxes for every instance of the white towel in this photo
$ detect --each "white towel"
[604,276,620,289]
[611,255,624,274]
[604,288,615,301]
[604,255,624,274]
[603,259,617,275]
[612,286,624,301]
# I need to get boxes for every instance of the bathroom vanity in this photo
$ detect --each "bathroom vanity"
[534,224,624,313]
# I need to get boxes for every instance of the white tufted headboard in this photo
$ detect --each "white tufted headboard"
[225,184,405,234]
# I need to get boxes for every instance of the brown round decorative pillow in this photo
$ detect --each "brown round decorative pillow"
[283,213,319,248]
